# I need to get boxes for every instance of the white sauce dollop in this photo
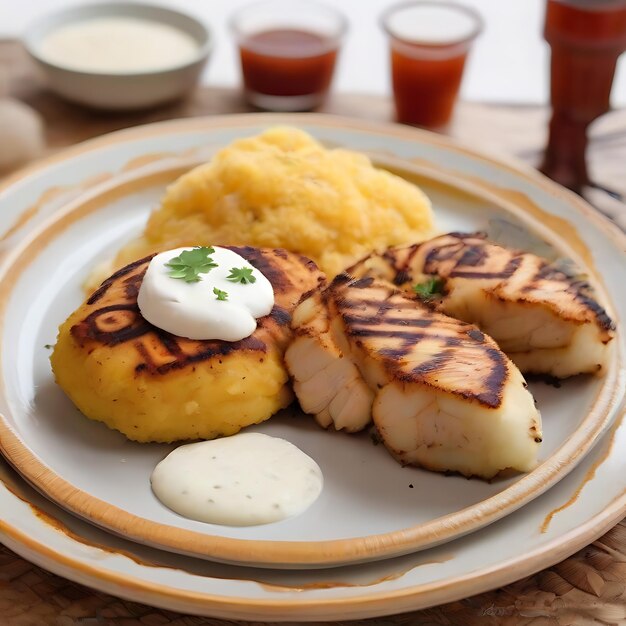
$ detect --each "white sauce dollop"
[137,246,274,341]
[38,17,199,74]
[151,433,323,526]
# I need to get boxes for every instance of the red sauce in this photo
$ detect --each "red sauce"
[390,42,468,127]
[541,0,626,189]
[238,29,338,99]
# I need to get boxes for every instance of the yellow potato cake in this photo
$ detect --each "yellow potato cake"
[52,246,324,443]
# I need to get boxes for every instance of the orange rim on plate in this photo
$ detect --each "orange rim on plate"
[0,114,623,570]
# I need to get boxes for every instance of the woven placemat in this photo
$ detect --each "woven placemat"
[1,522,625,625]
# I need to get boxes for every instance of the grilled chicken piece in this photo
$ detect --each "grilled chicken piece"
[348,232,615,378]
[285,290,375,432]
[287,274,542,478]
[52,246,325,442]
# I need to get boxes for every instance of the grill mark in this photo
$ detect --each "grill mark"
[467,328,485,342]
[376,333,416,360]
[134,341,155,374]
[87,283,112,307]
[374,246,418,286]
[377,347,410,359]
[340,297,418,312]
[573,292,615,331]
[159,334,185,358]
[230,246,292,293]
[331,273,352,287]
[410,349,455,376]
[537,264,567,281]
[332,297,362,310]
[446,231,486,241]
[71,304,151,346]
[377,338,505,408]
[477,347,508,407]
[87,254,155,305]
[133,332,268,375]
[424,242,465,269]
[343,314,434,328]
[449,255,523,280]
[447,270,507,279]
[525,261,613,332]
[382,248,400,266]
[503,255,523,275]
[154,336,267,374]
[351,277,374,289]
[346,327,466,346]
[351,325,465,345]
[269,306,291,326]
[123,269,146,301]
[393,269,412,286]
[297,253,320,273]
[457,246,487,267]
[299,287,322,306]
[380,248,404,274]
[347,328,430,340]
[541,267,614,332]
[403,245,421,269]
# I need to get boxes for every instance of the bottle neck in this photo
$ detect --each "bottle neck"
[540,114,590,193]
[545,0,626,48]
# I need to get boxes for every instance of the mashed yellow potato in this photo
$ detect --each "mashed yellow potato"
[113,127,434,278]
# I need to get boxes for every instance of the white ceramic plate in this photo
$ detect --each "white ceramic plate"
[0,115,623,571]
[0,397,624,621]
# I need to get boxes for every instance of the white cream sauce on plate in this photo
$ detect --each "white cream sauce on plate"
[151,433,324,526]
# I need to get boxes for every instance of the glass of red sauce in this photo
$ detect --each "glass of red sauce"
[230,0,347,111]
[381,1,483,128]
[541,0,626,193]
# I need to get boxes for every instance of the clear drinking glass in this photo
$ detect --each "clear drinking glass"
[230,0,347,111]
[381,1,483,128]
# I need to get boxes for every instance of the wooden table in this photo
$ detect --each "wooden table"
[1,40,625,626]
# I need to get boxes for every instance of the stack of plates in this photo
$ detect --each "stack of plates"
[0,115,623,621]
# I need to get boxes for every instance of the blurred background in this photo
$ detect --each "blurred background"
[2,0,625,105]
[0,1,625,621]
[1,0,625,226]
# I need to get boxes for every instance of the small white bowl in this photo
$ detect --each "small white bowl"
[24,3,212,110]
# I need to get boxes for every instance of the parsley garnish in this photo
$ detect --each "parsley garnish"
[226,266,256,284]
[213,287,228,301]
[412,276,445,301]
[165,247,217,283]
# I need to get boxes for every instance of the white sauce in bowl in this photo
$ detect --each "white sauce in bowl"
[38,17,200,73]
[151,433,323,526]
[137,246,274,342]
